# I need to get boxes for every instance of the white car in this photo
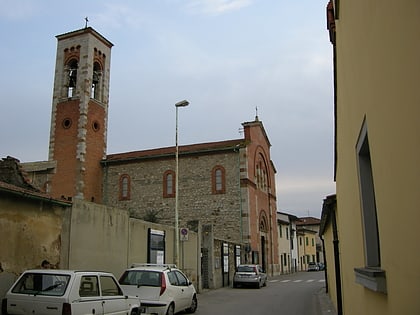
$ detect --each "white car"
[119,264,197,315]
[1,269,141,315]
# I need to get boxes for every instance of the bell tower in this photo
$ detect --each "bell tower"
[48,27,113,203]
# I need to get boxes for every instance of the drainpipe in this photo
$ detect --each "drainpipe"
[268,187,274,277]
[235,145,243,244]
[102,160,108,205]
[332,208,343,315]
[296,231,300,271]
[321,236,328,293]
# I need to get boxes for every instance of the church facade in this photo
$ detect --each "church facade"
[24,26,280,275]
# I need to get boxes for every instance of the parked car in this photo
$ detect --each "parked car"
[1,269,141,315]
[317,262,325,271]
[307,262,319,271]
[119,264,197,315]
[233,264,267,288]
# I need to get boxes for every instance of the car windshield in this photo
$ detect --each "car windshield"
[12,273,70,296]
[119,270,161,287]
[237,266,256,273]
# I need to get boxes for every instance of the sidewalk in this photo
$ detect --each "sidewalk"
[317,287,337,315]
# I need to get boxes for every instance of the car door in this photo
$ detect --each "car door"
[167,271,186,312]
[173,271,194,311]
[72,275,104,315]
[99,275,129,315]
[258,266,266,283]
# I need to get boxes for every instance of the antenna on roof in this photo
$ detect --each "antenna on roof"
[84,17,89,28]
[255,106,259,121]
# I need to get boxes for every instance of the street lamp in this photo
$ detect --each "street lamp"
[174,99,189,267]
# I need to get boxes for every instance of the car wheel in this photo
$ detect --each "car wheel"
[130,308,139,315]
[185,294,198,313]
[166,303,175,315]
[233,282,238,288]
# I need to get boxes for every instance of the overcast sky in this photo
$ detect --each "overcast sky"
[0,0,335,218]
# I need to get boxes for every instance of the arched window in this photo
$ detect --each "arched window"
[212,166,225,194]
[91,61,102,100]
[119,174,131,200]
[163,170,175,198]
[259,211,269,232]
[255,154,269,192]
[66,59,78,98]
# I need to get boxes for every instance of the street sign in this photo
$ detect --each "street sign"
[180,228,189,241]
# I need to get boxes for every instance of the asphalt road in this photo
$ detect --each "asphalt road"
[194,271,331,315]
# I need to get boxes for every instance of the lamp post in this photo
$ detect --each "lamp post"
[174,99,189,267]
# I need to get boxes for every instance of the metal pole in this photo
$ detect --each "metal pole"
[175,105,179,266]
[174,100,189,267]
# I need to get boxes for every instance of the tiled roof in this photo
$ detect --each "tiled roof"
[296,216,321,226]
[0,181,71,206]
[0,156,40,191]
[56,27,113,48]
[104,139,244,164]
[0,156,71,206]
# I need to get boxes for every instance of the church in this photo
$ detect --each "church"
[4,26,280,285]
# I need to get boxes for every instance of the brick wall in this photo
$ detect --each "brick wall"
[50,100,80,199]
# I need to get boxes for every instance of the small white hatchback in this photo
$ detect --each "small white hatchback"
[1,269,141,315]
[119,264,197,315]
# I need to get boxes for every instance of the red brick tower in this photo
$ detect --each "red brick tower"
[48,27,113,203]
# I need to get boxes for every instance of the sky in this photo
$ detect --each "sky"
[0,0,335,218]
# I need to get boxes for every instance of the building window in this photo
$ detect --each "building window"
[306,237,309,246]
[163,170,175,198]
[286,227,289,240]
[66,58,78,98]
[91,61,102,100]
[212,166,225,194]
[255,155,268,192]
[311,238,314,247]
[354,120,386,293]
[259,212,268,232]
[62,118,72,129]
[119,174,130,200]
[279,226,282,238]
[356,121,381,267]
[235,245,241,267]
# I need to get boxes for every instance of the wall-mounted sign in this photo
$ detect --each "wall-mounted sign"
[180,228,189,241]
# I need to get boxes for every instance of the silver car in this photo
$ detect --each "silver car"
[307,262,320,271]
[233,264,267,289]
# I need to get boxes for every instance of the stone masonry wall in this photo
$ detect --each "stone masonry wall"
[103,150,243,243]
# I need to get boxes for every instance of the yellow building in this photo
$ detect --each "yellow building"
[297,227,317,271]
[321,0,420,314]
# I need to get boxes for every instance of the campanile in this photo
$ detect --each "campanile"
[48,27,113,202]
